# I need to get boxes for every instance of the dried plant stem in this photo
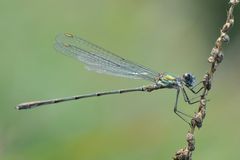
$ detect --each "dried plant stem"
[173,1,239,160]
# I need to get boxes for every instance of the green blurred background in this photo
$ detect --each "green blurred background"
[1,0,240,159]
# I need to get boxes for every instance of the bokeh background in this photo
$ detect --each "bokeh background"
[1,0,240,159]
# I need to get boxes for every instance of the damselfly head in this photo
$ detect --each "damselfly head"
[182,73,196,87]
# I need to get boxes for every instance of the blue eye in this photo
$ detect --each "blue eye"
[183,73,196,87]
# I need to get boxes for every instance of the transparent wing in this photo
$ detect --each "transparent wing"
[55,33,159,82]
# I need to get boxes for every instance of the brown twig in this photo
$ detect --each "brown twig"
[173,1,239,159]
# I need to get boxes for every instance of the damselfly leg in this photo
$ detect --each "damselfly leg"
[182,88,201,105]
[174,89,192,125]
[187,81,204,94]
[173,83,206,125]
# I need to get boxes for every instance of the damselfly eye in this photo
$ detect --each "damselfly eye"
[183,73,196,87]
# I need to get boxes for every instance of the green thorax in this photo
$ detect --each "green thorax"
[157,73,178,87]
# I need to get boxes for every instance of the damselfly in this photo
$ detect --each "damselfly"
[16,33,203,124]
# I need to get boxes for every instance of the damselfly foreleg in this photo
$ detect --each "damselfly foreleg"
[187,81,204,94]
[182,87,201,105]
